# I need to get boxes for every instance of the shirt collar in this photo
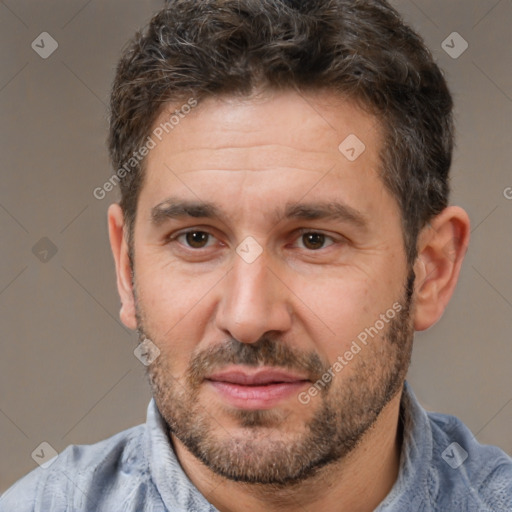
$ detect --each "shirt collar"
[145,398,217,511]
[376,381,435,510]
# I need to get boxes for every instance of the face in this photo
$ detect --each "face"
[128,90,415,485]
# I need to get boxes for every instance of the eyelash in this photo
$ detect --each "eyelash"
[168,228,341,251]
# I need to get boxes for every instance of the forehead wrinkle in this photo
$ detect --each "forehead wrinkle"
[173,142,328,153]
[170,166,329,175]
[164,143,336,175]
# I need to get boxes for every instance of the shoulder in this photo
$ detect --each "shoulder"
[0,424,148,512]
[427,410,512,511]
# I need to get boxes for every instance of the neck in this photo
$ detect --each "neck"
[171,392,403,512]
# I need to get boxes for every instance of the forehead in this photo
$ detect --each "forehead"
[139,90,393,221]
[150,90,381,170]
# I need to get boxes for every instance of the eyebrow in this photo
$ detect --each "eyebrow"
[151,198,221,225]
[282,201,368,229]
[150,197,368,230]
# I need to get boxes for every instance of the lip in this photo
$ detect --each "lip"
[205,367,310,409]
[207,368,309,385]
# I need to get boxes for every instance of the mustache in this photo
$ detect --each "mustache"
[186,335,329,386]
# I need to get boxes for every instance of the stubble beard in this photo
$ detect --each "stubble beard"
[135,270,415,486]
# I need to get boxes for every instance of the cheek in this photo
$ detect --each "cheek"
[134,266,221,357]
[296,274,399,360]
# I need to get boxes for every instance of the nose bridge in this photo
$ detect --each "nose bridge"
[216,250,291,343]
[229,254,273,316]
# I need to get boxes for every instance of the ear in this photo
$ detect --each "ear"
[413,206,470,331]
[108,203,137,330]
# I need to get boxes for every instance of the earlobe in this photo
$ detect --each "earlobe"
[108,203,138,330]
[413,206,470,332]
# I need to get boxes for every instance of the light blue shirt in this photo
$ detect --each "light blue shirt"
[1,382,511,511]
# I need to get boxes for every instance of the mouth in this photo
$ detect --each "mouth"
[205,367,311,409]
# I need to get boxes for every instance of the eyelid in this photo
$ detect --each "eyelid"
[294,228,337,241]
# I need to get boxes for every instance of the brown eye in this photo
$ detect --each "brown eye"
[184,231,210,248]
[301,232,326,250]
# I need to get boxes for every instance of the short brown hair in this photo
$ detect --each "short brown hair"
[108,0,453,264]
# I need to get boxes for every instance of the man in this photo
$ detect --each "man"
[2,0,511,510]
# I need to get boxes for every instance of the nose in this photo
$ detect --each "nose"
[214,251,292,344]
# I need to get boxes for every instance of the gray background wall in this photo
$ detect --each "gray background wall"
[1,0,511,493]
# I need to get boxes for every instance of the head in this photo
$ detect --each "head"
[107,0,470,486]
